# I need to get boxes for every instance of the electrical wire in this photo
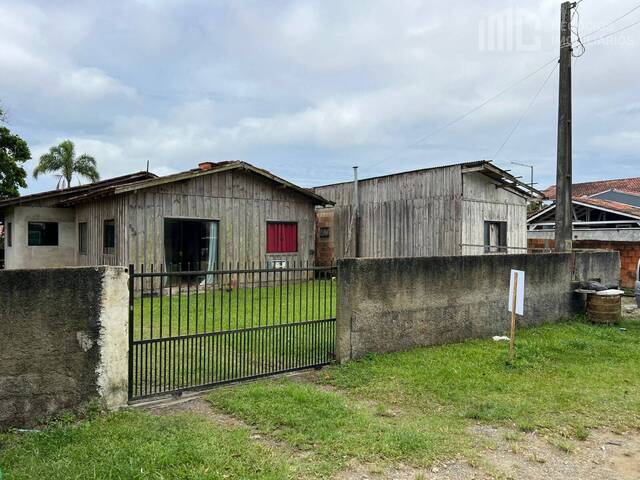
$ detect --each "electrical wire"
[366,56,560,170]
[355,2,640,173]
[571,2,586,58]
[492,61,558,160]
[580,2,640,40]
[581,17,640,45]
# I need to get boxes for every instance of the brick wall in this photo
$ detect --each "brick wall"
[528,238,639,288]
[315,209,335,267]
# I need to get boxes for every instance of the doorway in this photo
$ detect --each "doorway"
[164,218,218,272]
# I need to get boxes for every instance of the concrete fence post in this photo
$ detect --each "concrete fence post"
[336,258,354,363]
[96,267,129,410]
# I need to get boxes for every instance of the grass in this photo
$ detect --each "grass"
[208,380,468,477]
[133,279,336,340]
[3,318,640,478]
[0,410,294,480]
[206,319,640,475]
[318,320,640,435]
[130,278,336,397]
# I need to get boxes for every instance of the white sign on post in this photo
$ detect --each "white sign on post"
[508,269,525,316]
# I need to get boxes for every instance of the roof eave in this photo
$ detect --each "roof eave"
[462,162,545,200]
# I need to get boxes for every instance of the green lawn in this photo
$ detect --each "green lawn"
[133,279,336,340]
[130,278,337,397]
[0,410,295,480]
[3,318,640,479]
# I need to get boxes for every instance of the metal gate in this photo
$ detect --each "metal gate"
[128,263,336,401]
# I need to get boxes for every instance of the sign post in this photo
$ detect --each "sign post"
[508,269,525,362]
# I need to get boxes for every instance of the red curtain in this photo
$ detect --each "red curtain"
[267,222,298,253]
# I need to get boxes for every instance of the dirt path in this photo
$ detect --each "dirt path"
[144,395,640,480]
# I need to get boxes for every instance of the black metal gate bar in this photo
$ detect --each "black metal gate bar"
[128,263,336,401]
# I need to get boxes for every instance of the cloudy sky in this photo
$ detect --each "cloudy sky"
[1,0,639,194]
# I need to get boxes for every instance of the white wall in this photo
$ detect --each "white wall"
[4,206,77,269]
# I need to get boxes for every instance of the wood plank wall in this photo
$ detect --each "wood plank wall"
[314,165,464,258]
[461,171,527,255]
[121,169,316,269]
[75,196,127,266]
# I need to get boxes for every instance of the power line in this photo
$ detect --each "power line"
[366,56,559,170]
[581,17,640,45]
[493,61,558,160]
[580,2,640,40]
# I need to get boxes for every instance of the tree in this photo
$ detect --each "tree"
[33,140,99,188]
[0,125,30,199]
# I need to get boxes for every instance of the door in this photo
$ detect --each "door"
[164,219,218,272]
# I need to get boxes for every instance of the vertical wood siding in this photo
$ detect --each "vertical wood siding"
[74,169,316,269]
[461,172,527,255]
[121,169,316,269]
[75,196,127,266]
[315,166,528,259]
[315,165,464,258]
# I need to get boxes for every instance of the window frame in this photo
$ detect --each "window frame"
[7,222,12,248]
[483,220,507,254]
[103,219,115,255]
[318,226,330,239]
[78,222,88,255]
[27,221,59,247]
[266,221,299,254]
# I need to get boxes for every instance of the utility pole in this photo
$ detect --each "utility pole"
[555,1,574,253]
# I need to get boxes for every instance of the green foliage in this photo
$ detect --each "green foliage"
[33,140,99,188]
[0,410,293,480]
[0,126,30,199]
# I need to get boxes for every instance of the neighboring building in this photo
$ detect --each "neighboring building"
[528,177,640,287]
[0,161,331,271]
[313,161,542,264]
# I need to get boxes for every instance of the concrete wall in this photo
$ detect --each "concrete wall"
[336,252,620,361]
[529,237,639,288]
[0,266,128,430]
[4,206,77,269]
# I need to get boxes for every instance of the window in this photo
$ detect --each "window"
[78,222,88,255]
[267,222,298,253]
[28,222,59,246]
[7,222,12,248]
[103,219,115,254]
[484,221,507,253]
[319,226,330,239]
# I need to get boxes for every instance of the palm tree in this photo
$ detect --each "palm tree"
[33,140,99,189]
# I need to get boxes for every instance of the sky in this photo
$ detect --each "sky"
[1,0,639,195]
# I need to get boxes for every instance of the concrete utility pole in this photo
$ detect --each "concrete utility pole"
[555,1,574,253]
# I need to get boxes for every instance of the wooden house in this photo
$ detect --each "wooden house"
[313,161,542,263]
[0,161,332,272]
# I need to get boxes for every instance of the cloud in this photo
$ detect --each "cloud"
[3,0,640,194]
